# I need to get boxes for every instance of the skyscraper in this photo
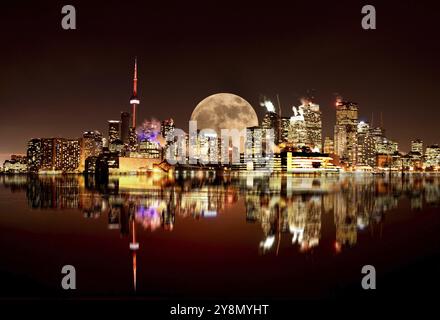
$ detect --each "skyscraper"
[197,131,219,164]
[161,118,175,144]
[120,112,130,144]
[32,138,81,172]
[425,145,440,168]
[41,138,55,170]
[376,138,398,155]
[108,120,120,144]
[302,101,322,151]
[289,107,307,149]
[323,137,334,154]
[27,138,42,173]
[82,131,103,158]
[61,139,81,172]
[262,111,280,145]
[280,117,291,144]
[288,100,322,151]
[81,130,103,169]
[245,126,264,167]
[411,139,423,155]
[370,127,384,143]
[356,121,370,165]
[356,121,376,167]
[334,100,358,166]
[425,144,440,169]
[139,140,161,159]
[129,128,138,152]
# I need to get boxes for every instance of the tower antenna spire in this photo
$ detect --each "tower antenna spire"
[133,56,138,96]
[276,94,281,117]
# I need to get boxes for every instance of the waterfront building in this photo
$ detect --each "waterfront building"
[334,100,358,166]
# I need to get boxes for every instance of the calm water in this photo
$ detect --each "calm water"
[1,172,440,300]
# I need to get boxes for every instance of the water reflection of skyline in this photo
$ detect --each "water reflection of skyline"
[2,173,440,255]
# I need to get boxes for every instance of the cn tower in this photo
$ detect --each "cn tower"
[129,58,140,128]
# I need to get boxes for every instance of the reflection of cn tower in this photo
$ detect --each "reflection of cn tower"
[129,217,139,291]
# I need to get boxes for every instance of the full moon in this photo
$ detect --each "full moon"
[190,93,259,134]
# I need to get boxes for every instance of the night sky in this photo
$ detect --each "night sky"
[1,0,439,163]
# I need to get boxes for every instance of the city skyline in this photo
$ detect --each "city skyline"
[3,55,440,175]
[0,60,437,162]
[1,1,440,164]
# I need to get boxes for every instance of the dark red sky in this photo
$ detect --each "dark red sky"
[0,0,439,162]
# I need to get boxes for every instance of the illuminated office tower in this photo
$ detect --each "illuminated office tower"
[407,139,423,169]
[301,100,322,151]
[370,126,385,150]
[376,138,398,155]
[323,137,334,154]
[357,121,376,166]
[262,111,281,145]
[54,138,64,169]
[425,145,440,168]
[245,126,264,160]
[108,120,120,144]
[108,119,123,155]
[109,139,124,155]
[160,119,175,160]
[334,100,358,166]
[197,131,219,164]
[53,138,81,172]
[161,118,175,143]
[289,106,307,149]
[139,140,161,159]
[120,112,130,144]
[81,131,103,169]
[35,138,81,172]
[364,137,377,167]
[129,128,138,152]
[27,139,42,173]
[61,139,81,172]
[280,117,291,144]
[82,131,103,158]
[357,121,369,135]
[40,138,55,170]
[411,139,423,155]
